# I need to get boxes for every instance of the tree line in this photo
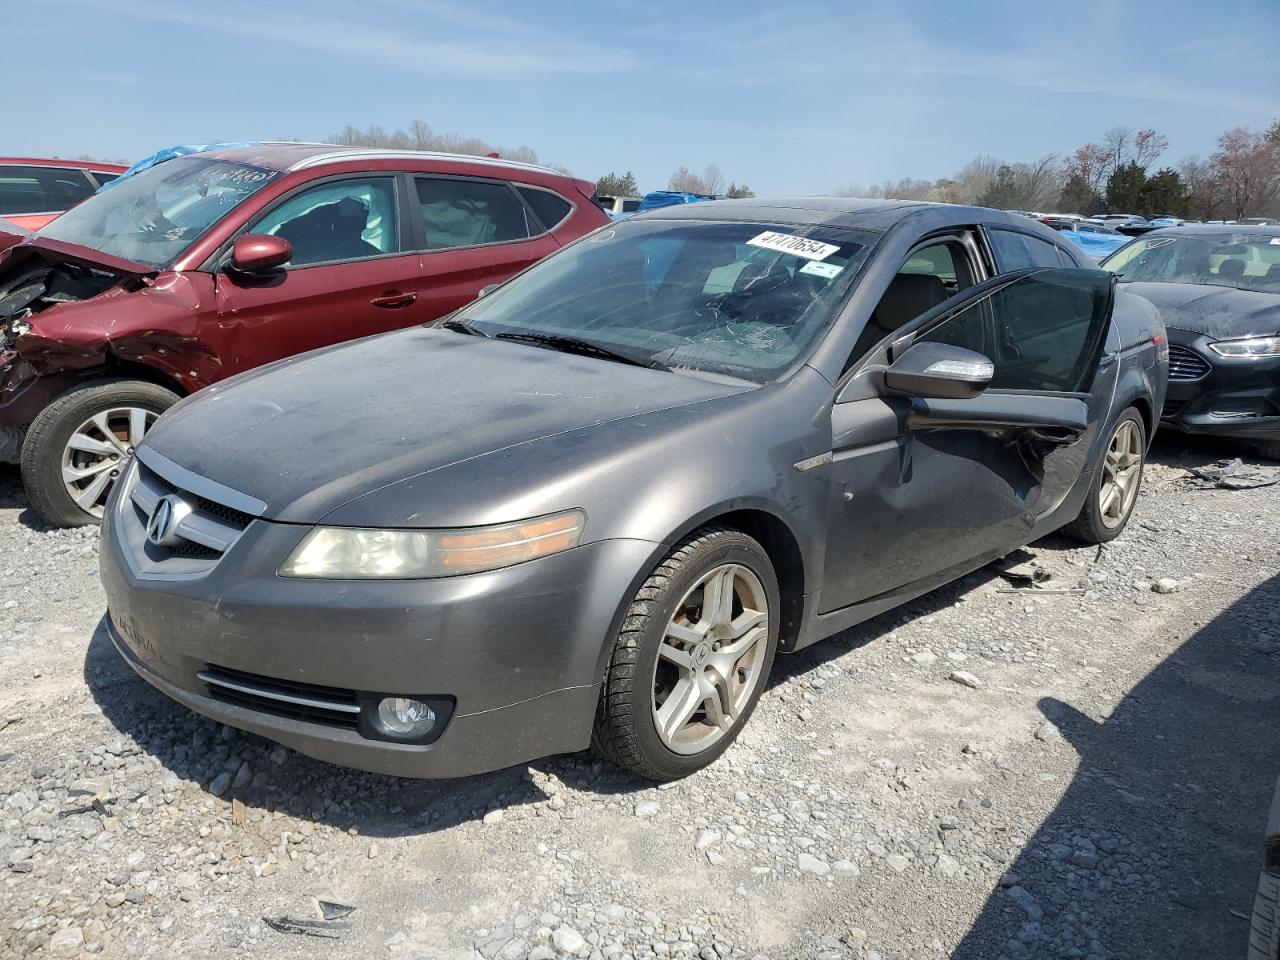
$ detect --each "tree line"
[597,164,754,199]
[328,120,565,172]
[835,121,1280,220]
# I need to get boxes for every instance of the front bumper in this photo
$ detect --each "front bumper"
[1161,329,1280,441]
[100,488,658,778]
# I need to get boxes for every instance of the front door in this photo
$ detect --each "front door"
[819,268,1114,613]
[213,175,425,372]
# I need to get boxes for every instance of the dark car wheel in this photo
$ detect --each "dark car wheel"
[20,378,180,528]
[592,526,780,781]
[1256,438,1280,464]
[1062,407,1146,545]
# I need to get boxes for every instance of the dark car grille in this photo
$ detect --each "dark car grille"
[199,665,361,729]
[1167,344,1211,381]
[118,459,257,575]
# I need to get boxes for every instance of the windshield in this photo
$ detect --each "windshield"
[39,156,280,268]
[1104,233,1280,294]
[451,219,873,383]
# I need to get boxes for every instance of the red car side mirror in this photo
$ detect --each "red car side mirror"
[231,234,292,273]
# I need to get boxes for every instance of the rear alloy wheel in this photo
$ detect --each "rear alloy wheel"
[20,379,180,527]
[593,527,779,780]
[1063,407,1146,544]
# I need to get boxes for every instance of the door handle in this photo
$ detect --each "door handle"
[371,293,417,309]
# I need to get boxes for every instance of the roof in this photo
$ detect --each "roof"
[0,157,127,173]
[187,142,565,178]
[1144,223,1280,239]
[628,196,1034,232]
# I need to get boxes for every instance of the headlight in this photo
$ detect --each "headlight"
[279,510,585,579]
[1208,335,1280,358]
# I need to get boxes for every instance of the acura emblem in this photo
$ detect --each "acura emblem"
[146,494,191,547]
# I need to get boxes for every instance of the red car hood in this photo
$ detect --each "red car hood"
[2,235,156,277]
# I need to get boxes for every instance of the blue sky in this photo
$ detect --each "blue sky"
[9,0,1279,195]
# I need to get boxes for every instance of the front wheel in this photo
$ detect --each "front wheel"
[1062,407,1146,544]
[592,526,780,781]
[20,378,180,527]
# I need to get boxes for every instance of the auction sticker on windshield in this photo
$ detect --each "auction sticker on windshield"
[747,231,840,261]
[799,261,843,279]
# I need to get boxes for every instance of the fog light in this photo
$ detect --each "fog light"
[377,697,437,736]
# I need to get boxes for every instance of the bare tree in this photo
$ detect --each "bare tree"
[1065,143,1110,194]
[1211,126,1280,219]
[1133,129,1169,170]
[1103,127,1133,177]
[702,164,726,196]
[668,165,706,192]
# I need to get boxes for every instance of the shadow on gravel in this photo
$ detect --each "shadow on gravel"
[954,573,1280,960]
[82,617,651,839]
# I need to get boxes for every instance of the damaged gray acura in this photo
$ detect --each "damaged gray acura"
[99,199,1166,780]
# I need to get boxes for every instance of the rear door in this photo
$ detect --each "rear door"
[408,175,562,319]
[213,174,426,371]
[820,268,1115,612]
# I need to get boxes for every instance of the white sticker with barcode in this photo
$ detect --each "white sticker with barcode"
[799,261,843,279]
[746,231,840,261]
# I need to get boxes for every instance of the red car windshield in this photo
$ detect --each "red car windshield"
[39,156,279,268]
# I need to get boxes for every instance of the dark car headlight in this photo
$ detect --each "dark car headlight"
[279,510,585,579]
[1208,335,1280,358]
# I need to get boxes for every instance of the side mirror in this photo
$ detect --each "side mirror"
[883,342,993,400]
[230,234,291,273]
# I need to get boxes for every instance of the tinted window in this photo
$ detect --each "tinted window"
[416,178,530,250]
[252,178,398,268]
[0,165,95,215]
[988,228,1068,271]
[89,172,119,187]
[919,269,1111,392]
[517,186,572,231]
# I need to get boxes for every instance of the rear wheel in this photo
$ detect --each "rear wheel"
[592,527,779,781]
[1256,438,1280,464]
[20,379,179,527]
[1062,407,1146,544]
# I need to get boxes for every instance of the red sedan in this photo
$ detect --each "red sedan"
[0,156,127,231]
[0,143,609,525]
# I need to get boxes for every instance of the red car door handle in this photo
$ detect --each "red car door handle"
[371,293,417,309]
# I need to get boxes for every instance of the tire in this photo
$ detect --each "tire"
[20,378,180,527]
[592,526,780,781]
[1062,407,1146,545]
[1256,438,1280,464]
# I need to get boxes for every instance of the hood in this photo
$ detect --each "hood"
[1121,281,1280,340]
[10,237,155,278]
[143,326,751,523]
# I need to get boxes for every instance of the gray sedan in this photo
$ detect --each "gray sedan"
[99,198,1167,780]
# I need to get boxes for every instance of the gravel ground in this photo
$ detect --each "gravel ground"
[1,435,1277,960]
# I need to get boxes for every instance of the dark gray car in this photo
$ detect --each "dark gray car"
[98,199,1167,780]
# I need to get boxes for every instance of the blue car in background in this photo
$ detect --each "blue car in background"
[1043,217,1132,261]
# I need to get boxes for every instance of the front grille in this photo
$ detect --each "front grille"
[147,468,256,529]
[118,458,257,575]
[199,665,361,729]
[1168,344,1211,381]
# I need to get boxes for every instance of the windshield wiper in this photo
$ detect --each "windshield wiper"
[439,318,488,337]
[495,332,670,372]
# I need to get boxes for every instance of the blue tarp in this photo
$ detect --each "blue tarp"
[636,191,705,212]
[98,142,260,190]
[1060,230,1132,262]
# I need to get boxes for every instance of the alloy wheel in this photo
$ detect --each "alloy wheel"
[1098,419,1143,529]
[651,563,771,756]
[60,406,156,518]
